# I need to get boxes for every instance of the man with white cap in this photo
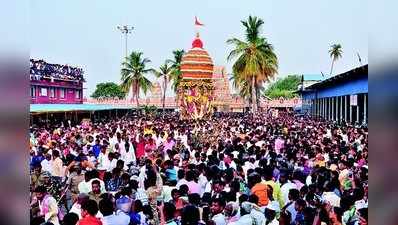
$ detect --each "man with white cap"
[248,194,266,225]
[264,201,280,225]
[224,202,240,225]
[234,201,256,225]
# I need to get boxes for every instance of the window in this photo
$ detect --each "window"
[40,88,47,96]
[59,88,65,99]
[31,86,36,97]
[75,90,80,99]
[49,88,55,98]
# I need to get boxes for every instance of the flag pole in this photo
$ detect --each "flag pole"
[194,16,199,36]
[357,52,362,66]
[194,16,204,37]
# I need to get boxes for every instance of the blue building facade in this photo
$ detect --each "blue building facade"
[298,74,324,113]
[301,65,368,124]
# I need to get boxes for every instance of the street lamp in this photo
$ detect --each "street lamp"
[117,25,134,59]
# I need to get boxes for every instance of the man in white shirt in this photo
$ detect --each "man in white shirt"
[97,146,109,176]
[109,133,118,152]
[341,132,349,143]
[155,132,165,148]
[325,128,332,139]
[108,153,118,172]
[118,139,126,154]
[279,172,298,205]
[211,198,226,225]
[51,150,64,179]
[242,160,255,176]
[198,172,208,197]
[120,141,136,168]
[322,183,341,208]
[264,201,280,225]
[255,140,265,148]
[78,173,106,194]
[234,202,255,225]
[161,183,175,202]
[249,202,266,225]
[284,189,300,222]
[176,169,188,189]
[99,198,130,225]
[41,154,53,175]
[180,133,189,149]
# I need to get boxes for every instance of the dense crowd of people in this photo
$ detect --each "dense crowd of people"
[29,111,368,225]
[30,59,84,82]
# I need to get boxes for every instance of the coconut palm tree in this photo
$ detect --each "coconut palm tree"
[167,49,185,105]
[242,16,277,110]
[227,16,278,113]
[329,44,343,76]
[120,51,154,108]
[230,73,266,110]
[153,61,173,115]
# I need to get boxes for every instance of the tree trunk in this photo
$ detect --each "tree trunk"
[330,59,335,76]
[136,94,139,109]
[175,88,180,108]
[163,76,167,116]
[255,85,260,111]
[135,82,140,114]
[251,75,257,113]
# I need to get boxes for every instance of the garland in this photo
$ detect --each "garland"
[179,81,214,89]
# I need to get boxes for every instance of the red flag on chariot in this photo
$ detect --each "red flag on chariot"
[195,16,204,26]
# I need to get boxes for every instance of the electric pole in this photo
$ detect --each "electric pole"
[357,52,362,66]
[117,25,134,59]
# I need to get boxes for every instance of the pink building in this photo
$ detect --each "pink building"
[30,59,84,104]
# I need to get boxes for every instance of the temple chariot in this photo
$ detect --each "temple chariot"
[178,33,215,120]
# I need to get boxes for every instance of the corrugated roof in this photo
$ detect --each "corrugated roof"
[305,65,368,90]
[30,104,133,113]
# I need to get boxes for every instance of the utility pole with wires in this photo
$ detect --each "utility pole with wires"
[117,25,134,60]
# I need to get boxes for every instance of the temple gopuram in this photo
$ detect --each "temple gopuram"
[212,66,233,112]
[178,33,215,119]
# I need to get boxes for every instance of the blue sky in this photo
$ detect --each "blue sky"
[30,0,368,97]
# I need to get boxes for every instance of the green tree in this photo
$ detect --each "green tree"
[141,105,158,116]
[120,51,154,108]
[90,82,126,100]
[167,49,185,105]
[263,75,301,99]
[329,43,343,76]
[227,15,278,113]
[153,61,173,115]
